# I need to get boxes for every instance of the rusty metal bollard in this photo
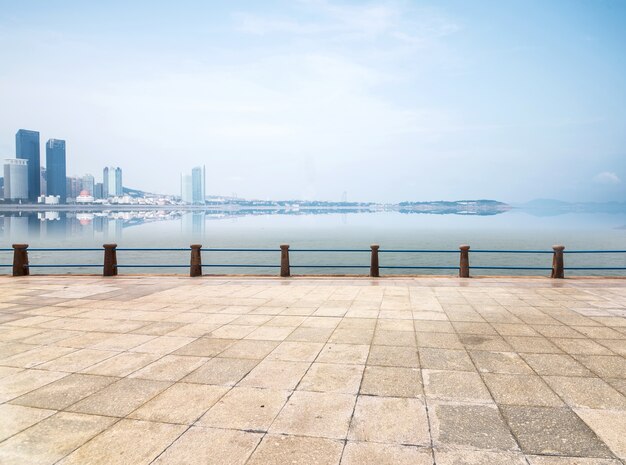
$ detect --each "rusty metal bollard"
[551,245,565,279]
[459,244,470,278]
[370,244,380,277]
[280,244,290,277]
[103,244,118,276]
[190,244,202,277]
[12,244,29,276]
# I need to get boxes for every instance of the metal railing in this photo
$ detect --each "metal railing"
[1,243,625,278]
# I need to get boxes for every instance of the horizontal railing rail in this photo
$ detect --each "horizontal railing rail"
[1,243,624,278]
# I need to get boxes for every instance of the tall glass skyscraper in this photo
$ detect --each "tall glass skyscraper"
[46,139,67,203]
[191,166,206,204]
[103,167,123,197]
[15,129,40,201]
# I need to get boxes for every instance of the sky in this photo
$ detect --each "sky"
[0,0,625,203]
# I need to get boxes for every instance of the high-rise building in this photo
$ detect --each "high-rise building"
[115,168,122,196]
[103,166,123,197]
[3,158,29,200]
[94,182,103,199]
[181,174,193,203]
[82,174,95,196]
[65,176,82,200]
[15,129,40,201]
[46,139,67,203]
[191,165,206,204]
[40,167,47,196]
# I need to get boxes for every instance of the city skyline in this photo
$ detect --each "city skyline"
[1,2,625,203]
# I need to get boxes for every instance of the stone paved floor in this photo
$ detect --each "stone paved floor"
[0,275,625,465]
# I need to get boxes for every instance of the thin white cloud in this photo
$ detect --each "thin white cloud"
[593,171,621,185]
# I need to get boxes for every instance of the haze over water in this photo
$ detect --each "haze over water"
[1,209,624,276]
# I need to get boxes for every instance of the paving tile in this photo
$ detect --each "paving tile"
[0,404,55,442]
[372,330,416,347]
[526,456,622,465]
[416,332,463,349]
[348,395,430,445]
[575,408,626,460]
[576,356,626,379]
[173,337,234,356]
[459,334,512,351]
[129,336,197,355]
[217,339,281,359]
[504,336,563,353]
[58,418,186,465]
[482,373,564,407]
[182,357,258,385]
[128,355,207,381]
[430,402,519,450]
[360,365,422,397]
[270,391,356,439]
[90,334,156,351]
[341,442,432,465]
[543,376,626,409]
[316,343,370,364]
[299,362,364,394]
[419,348,475,371]
[10,373,116,410]
[208,324,257,339]
[129,383,228,424]
[469,350,534,374]
[238,360,310,389]
[0,368,68,402]
[329,328,374,344]
[266,341,324,362]
[552,338,614,356]
[286,326,334,342]
[435,448,527,465]
[37,348,117,372]
[0,345,76,368]
[366,345,419,367]
[500,405,614,457]
[247,434,343,465]
[244,325,295,341]
[67,378,171,417]
[521,353,594,376]
[422,369,492,403]
[199,387,289,431]
[0,412,116,465]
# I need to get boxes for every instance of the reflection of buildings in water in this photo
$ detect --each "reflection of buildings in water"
[41,212,67,239]
[105,217,123,241]
[5,215,30,241]
[181,212,205,238]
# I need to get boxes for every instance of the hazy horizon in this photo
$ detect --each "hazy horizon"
[1,1,625,203]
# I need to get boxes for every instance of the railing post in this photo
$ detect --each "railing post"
[12,244,29,276]
[370,244,380,277]
[190,244,202,277]
[280,244,290,277]
[103,244,118,276]
[459,244,470,278]
[551,245,565,279]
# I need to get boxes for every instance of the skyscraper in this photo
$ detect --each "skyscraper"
[181,174,193,203]
[3,159,29,200]
[15,129,40,201]
[191,165,206,204]
[82,174,95,196]
[115,167,122,196]
[46,139,67,203]
[103,167,123,197]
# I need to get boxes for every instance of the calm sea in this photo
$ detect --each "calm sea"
[1,209,625,276]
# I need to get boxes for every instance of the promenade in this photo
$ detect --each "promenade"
[0,275,625,464]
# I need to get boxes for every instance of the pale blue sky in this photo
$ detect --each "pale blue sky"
[0,0,624,202]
